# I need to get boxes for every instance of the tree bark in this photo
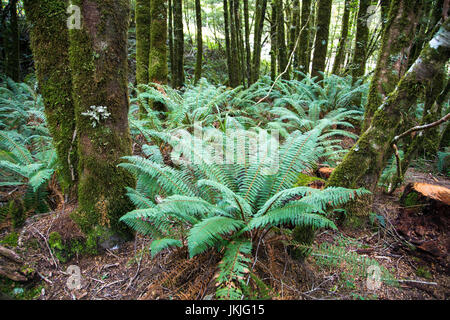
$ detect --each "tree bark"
[351,0,371,80]
[136,0,151,86]
[173,0,184,88]
[250,0,268,84]
[24,0,78,193]
[68,0,135,238]
[297,0,312,78]
[275,0,288,78]
[327,19,450,216]
[332,0,351,75]
[311,0,332,80]
[194,0,202,84]
[5,0,19,81]
[362,0,421,131]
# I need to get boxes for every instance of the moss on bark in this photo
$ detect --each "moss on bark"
[327,19,450,217]
[24,0,78,193]
[311,0,332,80]
[135,0,151,86]
[68,0,135,239]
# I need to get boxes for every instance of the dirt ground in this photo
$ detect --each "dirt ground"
[0,166,449,300]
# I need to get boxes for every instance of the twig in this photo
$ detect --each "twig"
[393,112,450,142]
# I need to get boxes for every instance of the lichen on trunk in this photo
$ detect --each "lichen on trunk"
[68,0,135,238]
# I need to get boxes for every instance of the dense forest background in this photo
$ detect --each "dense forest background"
[0,0,449,300]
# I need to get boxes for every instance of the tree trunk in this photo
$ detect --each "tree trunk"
[5,0,19,81]
[270,0,277,81]
[290,0,300,71]
[297,0,312,78]
[173,0,184,88]
[24,0,78,193]
[332,0,351,75]
[362,0,421,131]
[223,0,233,86]
[243,0,251,85]
[311,0,332,80]
[250,0,268,84]
[68,0,135,238]
[169,0,175,86]
[229,0,242,87]
[327,19,450,216]
[351,0,371,80]
[136,0,151,86]
[275,0,288,78]
[194,0,202,84]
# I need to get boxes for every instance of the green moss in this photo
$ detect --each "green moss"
[416,266,432,279]
[403,192,419,207]
[0,232,19,247]
[23,0,78,192]
[295,173,325,187]
[47,229,100,263]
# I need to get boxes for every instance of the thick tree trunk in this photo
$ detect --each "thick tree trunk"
[194,0,202,84]
[173,0,184,88]
[311,0,332,80]
[332,0,351,75]
[290,0,300,70]
[327,19,450,216]
[362,0,421,131]
[229,0,242,87]
[68,0,135,238]
[223,0,233,86]
[136,0,151,87]
[243,0,251,85]
[24,0,78,193]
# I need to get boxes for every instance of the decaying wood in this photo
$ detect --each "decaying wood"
[0,245,34,282]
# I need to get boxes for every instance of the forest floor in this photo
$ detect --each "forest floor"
[1,164,449,300]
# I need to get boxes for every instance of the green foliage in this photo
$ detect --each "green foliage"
[0,231,19,247]
[120,123,370,299]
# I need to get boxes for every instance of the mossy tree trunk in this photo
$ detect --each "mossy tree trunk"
[297,0,312,78]
[223,0,233,85]
[350,0,370,81]
[136,0,151,87]
[149,0,168,112]
[332,0,351,75]
[68,0,135,238]
[243,0,251,85]
[327,19,450,216]
[362,0,421,131]
[194,0,202,84]
[250,0,268,84]
[311,0,332,80]
[229,0,242,87]
[173,0,184,88]
[290,0,300,71]
[5,0,20,81]
[24,0,78,194]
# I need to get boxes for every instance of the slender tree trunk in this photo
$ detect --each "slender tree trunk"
[243,0,251,85]
[311,0,332,80]
[194,0,202,83]
[148,0,168,113]
[68,0,135,238]
[298,0,312,77]
[136,0,151,86]
[24,0,78,193]
[362,0,421,130]
[380,0,391,30]
[351,0,371,80]
[290,0,300,70]
[332,0,351,75]
[169,0,175,85]
[173,0,184,88]
[327,19,450,216]
[229,0,241,86]
[5,0,19,81]
[275,0,288,78]
[223,0,233,86]
[270,0,277,81]
[251,0,268,84]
